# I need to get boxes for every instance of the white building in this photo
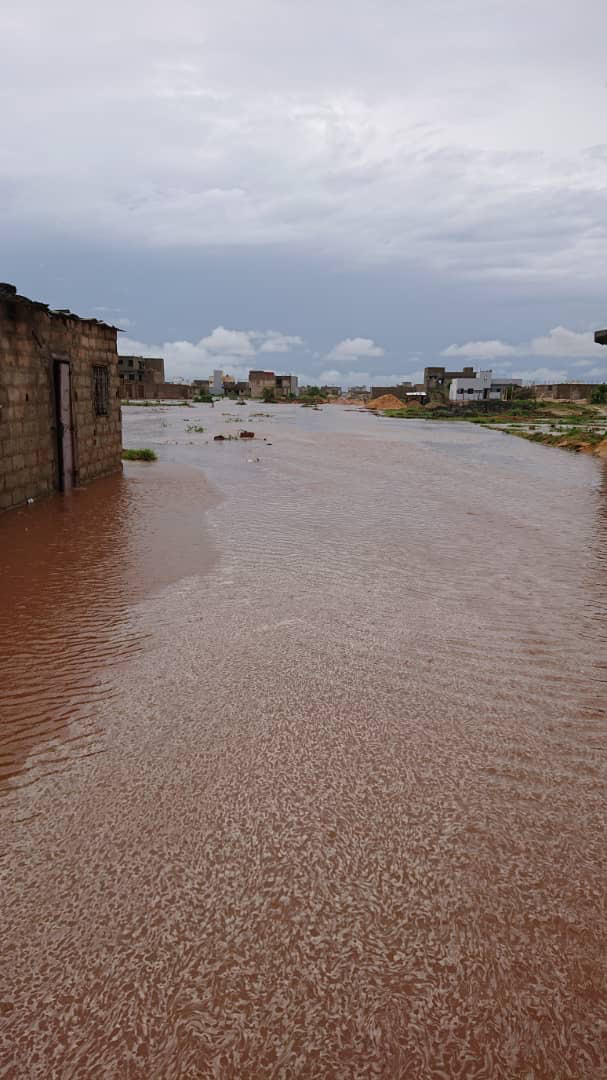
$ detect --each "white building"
[212,369,224,395]
[449,370,522,403]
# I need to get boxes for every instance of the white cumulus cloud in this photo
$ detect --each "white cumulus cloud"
[326,337,385,361]
[199,326,256,356]
[442,326,607,364]
[119,324,306,381]
[257,331,304,354]
[442,339,518,360]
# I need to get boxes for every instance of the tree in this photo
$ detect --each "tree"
[590,383,607,405]
[262,387,276,403]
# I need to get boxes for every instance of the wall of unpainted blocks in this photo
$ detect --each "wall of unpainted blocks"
[0,296,122,511]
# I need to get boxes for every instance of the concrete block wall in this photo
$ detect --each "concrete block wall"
[534,384,595,402]
[0,299,57,510]
[0,292,122,511]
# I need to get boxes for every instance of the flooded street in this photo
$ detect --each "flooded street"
[1,404,606,1077]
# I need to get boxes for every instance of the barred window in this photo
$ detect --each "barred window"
[93,365,109,416]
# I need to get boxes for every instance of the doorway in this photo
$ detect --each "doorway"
[54,360,74,491]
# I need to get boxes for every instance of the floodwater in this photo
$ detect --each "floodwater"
[1,403,606,1078]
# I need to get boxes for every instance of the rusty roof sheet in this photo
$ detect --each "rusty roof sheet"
[0,283,123,330]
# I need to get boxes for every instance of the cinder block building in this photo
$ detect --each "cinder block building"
[249,370,277,398]
[533,382,600,402]
[275,374,298,399]
[424,366,475,397]
[118,355,164,398]
[0,283,122,512]
[118,355,192,401]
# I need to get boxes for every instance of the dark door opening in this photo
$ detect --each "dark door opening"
[54,360,74,491]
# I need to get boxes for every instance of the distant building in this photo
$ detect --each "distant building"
[192,378,211,396]
[119,355,191,401]
[0,283,122,511]
[321,385,341,398]
[212,369,224,395]
[232,381,251,398]
[275,374,298,399]
[249,370,277,398]
[449,370,522,402]
[533,383,601,402]
[221,379,249,398]
[371,383,410,401]
[347,386,371,401]
[118,355,164,399]
[155,382,193,401]
[424,366,475,396]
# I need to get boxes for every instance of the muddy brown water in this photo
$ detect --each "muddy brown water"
[1,404,606,1078]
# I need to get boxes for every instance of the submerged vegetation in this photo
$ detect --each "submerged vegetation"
[383,400,598,423]
[381,398,607,457]
[122,400,192,407]
[509,427,607,454]
[121,448,158,461]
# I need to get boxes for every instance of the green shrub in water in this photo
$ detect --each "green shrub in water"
[122,448,158,461]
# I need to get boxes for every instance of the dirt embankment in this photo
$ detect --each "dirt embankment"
[521,432,607,457]
[366,394,409,411]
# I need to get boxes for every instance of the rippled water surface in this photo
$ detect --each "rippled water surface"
[1,404,606,1078]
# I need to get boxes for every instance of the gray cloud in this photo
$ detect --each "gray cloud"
[3,0,607,381]
[443,327,607,364]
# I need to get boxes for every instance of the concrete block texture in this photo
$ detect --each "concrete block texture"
[1,290,122,510]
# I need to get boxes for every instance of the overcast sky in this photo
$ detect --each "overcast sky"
[3,0,607,386]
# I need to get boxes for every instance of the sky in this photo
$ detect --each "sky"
[2,0,607,387]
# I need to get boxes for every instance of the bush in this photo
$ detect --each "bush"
[122,448,157,461]
[590,383,607,405]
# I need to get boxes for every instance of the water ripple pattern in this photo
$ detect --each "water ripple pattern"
[1,403,606,1077]
[0,463,217,817]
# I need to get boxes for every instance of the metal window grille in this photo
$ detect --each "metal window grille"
[93,365,109,416]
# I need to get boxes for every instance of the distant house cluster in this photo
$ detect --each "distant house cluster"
[365,366,525,404]
[352,360,607,405]
[116,363,300,402]
[180,369,299,401]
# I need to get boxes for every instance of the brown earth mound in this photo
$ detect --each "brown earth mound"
[366,394,407,411]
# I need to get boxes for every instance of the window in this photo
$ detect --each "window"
[93,365,109,415]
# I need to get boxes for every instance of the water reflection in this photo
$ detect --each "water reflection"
[0,464,217,803]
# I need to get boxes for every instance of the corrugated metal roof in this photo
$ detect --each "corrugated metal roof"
[0,283,122,330]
